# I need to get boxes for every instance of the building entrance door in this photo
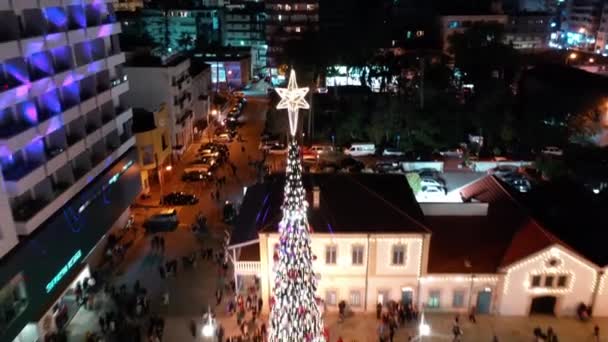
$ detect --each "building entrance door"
[476,291,492,314]
[530,296,557,315]
[401,288,413,305]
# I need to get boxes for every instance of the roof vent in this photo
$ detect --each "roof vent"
[312,186,320,209]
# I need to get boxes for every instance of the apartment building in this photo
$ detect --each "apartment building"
[265,0,319,68]
[0,1,140,341]
[438,14,509,53]
[140,8,222,53]
[230,174,608,317]
[124,53,195,156]
[225,3,267,74]
[133,105,171,193]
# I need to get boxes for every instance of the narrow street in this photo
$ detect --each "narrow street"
[67,95,270,341]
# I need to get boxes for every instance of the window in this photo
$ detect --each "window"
[325,245,337,265]
[557,275,568,288]
[544,275,554,288]
[325,290,337,305]
[351,245,364,265]
[391,245,406,265]
[452,290,465,308]
[0,274,28,334]
[349,291,361,307]
[531,275,541,287]
[448,20,460,29]
[295,26,301,33]
[428,290,440,308]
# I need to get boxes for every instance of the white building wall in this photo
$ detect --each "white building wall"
[0,173,19,258]
[592,270,608,316]
[499,245,598,316]
[418,275,500,313]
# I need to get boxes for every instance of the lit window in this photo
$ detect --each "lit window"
[295,27,301,33]
[391,245,406,265]
[350,291,361,306]
[452,290,465,308]
[278,14,282,21]
[325,290,337,305]
[325,245,337,264]
[351,245,364,265]
[285,4,291,11]
[448,20,460,29]
[416,30,424,37]
[307,4,315,10]
[428,290,440,308]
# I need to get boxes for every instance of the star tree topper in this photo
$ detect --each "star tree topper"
[275,69,309,136]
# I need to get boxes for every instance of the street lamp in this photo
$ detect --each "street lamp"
[165,165,172,172]
[201,306,216,338]
[419,312,431,339]
[566,52,577,65]
[208,109,218,142]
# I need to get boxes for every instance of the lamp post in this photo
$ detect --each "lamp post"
[419,312,431,341]
[208,109,218,142]
[201,306,216,340]
[566,52,577,65]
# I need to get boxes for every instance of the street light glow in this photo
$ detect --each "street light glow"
[569,52,577,60]
[202,323,214,337]
[211,109,218,115]
[419,323,431,336]
[165,165,172,171]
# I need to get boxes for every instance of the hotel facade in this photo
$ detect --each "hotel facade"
[0,0,140,340]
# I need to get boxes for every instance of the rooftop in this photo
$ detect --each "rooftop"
[230,174,429,246]
[132,108,157,133]
[126,52,190,68]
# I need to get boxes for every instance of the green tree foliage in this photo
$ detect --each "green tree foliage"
[406,173,422,195]
[569,104,605,145]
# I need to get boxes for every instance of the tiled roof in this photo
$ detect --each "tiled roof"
[230,174,430,246]
[257,174,430,234]
[427,176,558,273]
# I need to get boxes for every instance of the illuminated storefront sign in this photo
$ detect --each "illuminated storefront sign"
[45,250,82,293]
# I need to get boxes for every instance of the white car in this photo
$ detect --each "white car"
[215,133,232,143]
[382,148,404,156]
[259,140,279,151]
[420,178,444,188]
[541,146,563,156]
[420,185,445,194]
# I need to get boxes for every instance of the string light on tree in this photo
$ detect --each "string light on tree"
[268,69,325,342]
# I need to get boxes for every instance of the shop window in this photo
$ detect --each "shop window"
[349,291,361,307]
[531,275,541,287]
[325,290,337,305]
[0,274,28,334]
[428,290,440,308]
[452,290,465,308]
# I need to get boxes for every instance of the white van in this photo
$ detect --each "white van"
[344,143,376,157]
[185,164,213,175]
[310,145,335,155]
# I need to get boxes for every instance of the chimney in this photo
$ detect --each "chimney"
[312,186,320,209]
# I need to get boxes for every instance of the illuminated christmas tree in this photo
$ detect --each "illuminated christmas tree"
[268,70,325,342]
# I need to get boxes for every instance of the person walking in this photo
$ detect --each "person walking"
[216,288,223,306]
[468,306,477,323]
[594,325,600,342]
[189,319,196,338]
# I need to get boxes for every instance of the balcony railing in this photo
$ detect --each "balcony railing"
[2,161,44,181]
[72,166,89,179]
[45,146,66,159]
[12,198,49,222]
[234,261,261,275]
[85,123,100,134]
[102,113,115,124]
[51,181,71,196]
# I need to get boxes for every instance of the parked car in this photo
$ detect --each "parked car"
[144,209,178,233]
[259,140,280,150]
[162,192,198,205]
[215,132,232,143]
[488,165,518,177]
[439,147,463,158]
[309,145,335,155]
[268,144,288,155]
[382,147,404,157]
[501,174,532,192]
[344,143,376,157]
[541,146,563,156]
[339,157,364,173]
[420,185,446,195]
[375,162,401,173]
[420,177,444,188]
[415,168,442,179]
[182,171,213,182]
